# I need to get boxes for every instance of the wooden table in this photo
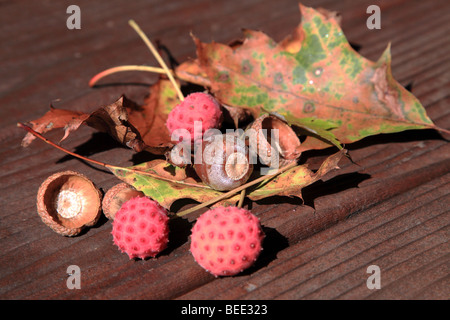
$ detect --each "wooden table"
[1,0,448,301]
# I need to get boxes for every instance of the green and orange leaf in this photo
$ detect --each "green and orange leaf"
[187,3,438,152]
[109,159,241,210]
[247,149,345,201]
[109,150,345,211]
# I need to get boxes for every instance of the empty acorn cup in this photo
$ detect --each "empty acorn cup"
[36,170,103,236]
[246,114,301,168]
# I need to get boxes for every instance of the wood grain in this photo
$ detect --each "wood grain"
[0,0,448,300]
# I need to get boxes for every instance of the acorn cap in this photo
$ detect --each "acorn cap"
[246,114,301,167]
[102,182,145,220]
[36,170,102,236]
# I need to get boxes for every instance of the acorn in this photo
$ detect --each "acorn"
[102,182,145,220]
[193,133,253,191]
[36,171,102,236]
[246,114,301,168]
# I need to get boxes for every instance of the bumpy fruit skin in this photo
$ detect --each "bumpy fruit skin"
[190,206,265,277]
[112,196,169,259]
[166,92,223,142]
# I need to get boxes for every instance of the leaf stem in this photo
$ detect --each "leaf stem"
[434,125,450,135]
[89,65,168,87]
[17,123,210,189]
[237,189,246,208]
[176,161,298,217]
[128,20,184,101]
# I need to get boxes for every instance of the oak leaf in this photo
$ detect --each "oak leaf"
[109,150,345,211]
[247,149,345,201]
[127,78,180,149]
[109,159,240,210]
[21,96,148,151]
[21,79,179,155]
[181,3,438,152]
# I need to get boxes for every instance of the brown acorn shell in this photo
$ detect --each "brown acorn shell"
[36,171,102,236]
[193,133,253,191]
[102,182,145,220]
[246,114,301,167]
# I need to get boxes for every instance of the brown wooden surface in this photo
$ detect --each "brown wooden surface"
[0,0,449,300]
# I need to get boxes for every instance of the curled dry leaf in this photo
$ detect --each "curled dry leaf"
[247,149,346,201]
[86,96,148,152]
[128,77,180,150]
[21,107,89,148]
[21,78,180,155]
[21,95,148,152]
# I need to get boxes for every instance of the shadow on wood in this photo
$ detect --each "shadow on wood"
[236,226,289,277]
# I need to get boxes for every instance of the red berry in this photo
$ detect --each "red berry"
[112,196,169,259]
[166,92,223,142]
[190,206,265,276]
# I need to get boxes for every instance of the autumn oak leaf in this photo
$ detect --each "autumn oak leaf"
[247,149,345,201]
[20,78,180,154]
[21,96,151,152]
[189,3,438,152]
[127,78,180,149]
[21,107,89,148]
[110,150,345,211]
[110,159,241,210]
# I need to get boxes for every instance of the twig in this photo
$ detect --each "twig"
[128,20,184,101]
[435,125,450,135]
[237,189,246,208]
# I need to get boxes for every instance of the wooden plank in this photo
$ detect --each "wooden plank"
[0,0,448,300]
[178,173,450,299]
